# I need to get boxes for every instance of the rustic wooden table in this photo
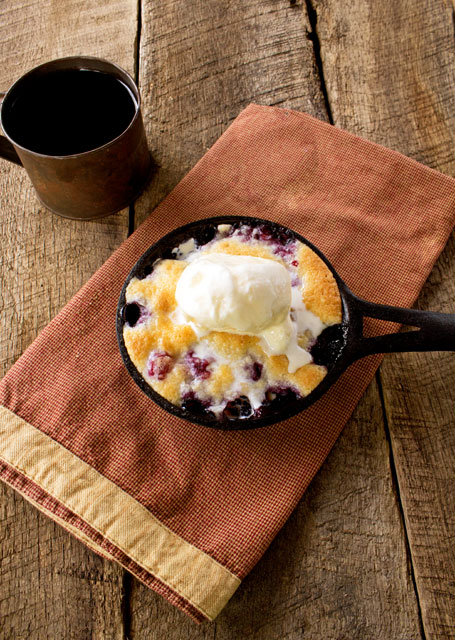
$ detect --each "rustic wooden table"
[1,1,454,638]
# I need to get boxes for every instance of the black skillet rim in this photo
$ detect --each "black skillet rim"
[116,216,352,430]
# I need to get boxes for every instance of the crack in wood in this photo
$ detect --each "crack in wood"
[134,0,142,85]
[121,570,133,640]
[122,2,142,630]
[128,203,135,237]
[376,369,427,640]
[128,0,142,239]
[303,0,333,124]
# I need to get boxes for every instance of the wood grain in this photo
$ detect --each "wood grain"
[0,484,125,640]
[127,1,422,637]
[0,0,138,636]
[315,0,455,172]
[315,0,455,636]
[382,248,455,640]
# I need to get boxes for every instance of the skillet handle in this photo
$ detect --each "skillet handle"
[347,295,455,362]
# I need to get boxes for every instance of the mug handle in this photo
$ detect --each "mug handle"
[0,92,23,166]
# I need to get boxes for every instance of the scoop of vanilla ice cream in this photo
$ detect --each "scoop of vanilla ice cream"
[175,253,291,334]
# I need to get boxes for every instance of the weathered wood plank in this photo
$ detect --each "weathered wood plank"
[134,0,327,226]
[315,0,455,637]
[128,1,421,636]
[0,0,138,375]
[0,0,139,636]
[381,245,455,640]
[0,484,125,640]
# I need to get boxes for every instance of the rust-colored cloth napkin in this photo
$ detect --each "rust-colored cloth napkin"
[1,104,455,623]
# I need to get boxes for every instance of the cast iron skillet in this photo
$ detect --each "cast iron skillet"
[117,215,455,430]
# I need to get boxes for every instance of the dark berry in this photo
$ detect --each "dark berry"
[265,386,301,405]
[273,244,294,259]
[276,228,294,245]
[257,223,274,241]
[309,324,345,367]
[245,361,263,381]
[185,351,213,379]
[291,260,299,267]
[147,351,173,380]
[181,392,216,419]
[124,302,148,327]
[253,386,301,419]
[194,225,216,247]
[223,396,253,419]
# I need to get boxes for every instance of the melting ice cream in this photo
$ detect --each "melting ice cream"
[175,252,322,372]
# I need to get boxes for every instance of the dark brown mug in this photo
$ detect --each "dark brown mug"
[0,56,151,219]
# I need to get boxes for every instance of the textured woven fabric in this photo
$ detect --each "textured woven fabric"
[1,104,455,621]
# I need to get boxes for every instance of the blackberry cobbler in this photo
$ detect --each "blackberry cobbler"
[122,221,342,421]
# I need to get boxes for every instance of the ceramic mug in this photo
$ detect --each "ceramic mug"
[0,56,151,219]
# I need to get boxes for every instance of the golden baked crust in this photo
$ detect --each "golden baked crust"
[152,364,186,406]
[124,325,158,371]
[207,364,235,404]
[126,260,186,314]
[297,244,342,325]
[206,332,260,360]
[206,238,279,261]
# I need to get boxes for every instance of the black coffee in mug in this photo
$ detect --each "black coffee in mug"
[2,68,138,156]
[0,56,151,219]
